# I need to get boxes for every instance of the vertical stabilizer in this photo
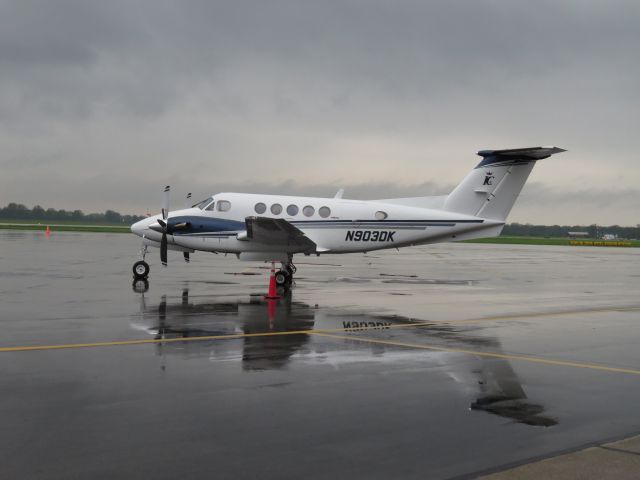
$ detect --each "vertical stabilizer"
[443,146,565,221]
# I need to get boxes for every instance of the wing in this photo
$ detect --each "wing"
[240,216,316,253]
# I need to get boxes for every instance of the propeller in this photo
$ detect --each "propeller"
[160,229,168,266]
[153,186,191,266]
[162,185,170,221]
[160,186,170,266]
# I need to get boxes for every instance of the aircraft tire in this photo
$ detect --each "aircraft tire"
[133,260,150,279]
[274,270,290,286]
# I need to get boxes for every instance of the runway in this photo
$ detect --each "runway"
[1,231,639,479]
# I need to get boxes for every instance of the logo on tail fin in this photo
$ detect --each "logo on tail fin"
[483,171,495,186]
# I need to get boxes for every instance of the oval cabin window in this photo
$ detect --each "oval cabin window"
[287,204,299,216]
[254,202,267,214]
[318,206,331,218]
[271,203,283,215]
[217,200,231,212]
[303,206,315,217]
[375,211,387,220]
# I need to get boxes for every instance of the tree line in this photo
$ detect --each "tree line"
[503,223,639,239]
[0,203,145,225]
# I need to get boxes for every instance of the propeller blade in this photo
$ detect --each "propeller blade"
[157,219,167,230]
[160,233,168,266]
[185,192,192,209]
[162,185,170,220]
[183,252,190,263]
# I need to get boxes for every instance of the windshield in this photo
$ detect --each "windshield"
[192,197,213,209]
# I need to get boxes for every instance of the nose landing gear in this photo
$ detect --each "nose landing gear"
[133,260,150,279]
[133,243,150,280]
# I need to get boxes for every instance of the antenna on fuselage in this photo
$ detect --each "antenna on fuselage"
[334,188,344,199]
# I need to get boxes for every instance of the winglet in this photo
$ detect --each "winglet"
[334,188,344,199]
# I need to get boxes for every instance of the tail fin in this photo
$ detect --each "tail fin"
[443,146,565,221]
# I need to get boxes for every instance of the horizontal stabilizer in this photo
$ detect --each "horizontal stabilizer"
[476,146,565,168]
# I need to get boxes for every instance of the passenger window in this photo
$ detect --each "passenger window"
[303,205,315,217]
[217,200,231,212]
[375,211,387,220]
[255,202,266,214]
[205,201,216,211]
[271,203,283,215]
[318,206,331,218]
[287,204,299,216]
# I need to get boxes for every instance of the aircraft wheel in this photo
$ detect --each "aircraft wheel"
[274,270,290,286]
[133,260,150,279]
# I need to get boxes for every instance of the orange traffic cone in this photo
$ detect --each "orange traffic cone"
[264,263,281,300]
[45,226,51,237]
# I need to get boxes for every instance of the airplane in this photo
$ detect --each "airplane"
[130,146,565,286]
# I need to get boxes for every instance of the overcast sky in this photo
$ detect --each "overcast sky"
[1,0,639,225]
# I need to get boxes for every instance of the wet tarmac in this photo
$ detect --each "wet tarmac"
[1,230,639,479]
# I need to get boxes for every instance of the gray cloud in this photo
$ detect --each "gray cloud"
[0,0,638,224]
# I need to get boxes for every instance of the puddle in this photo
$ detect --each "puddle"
[380,273,418,278]
[130,288,557,428]
[381,279,477,285]
[336,277,372,283]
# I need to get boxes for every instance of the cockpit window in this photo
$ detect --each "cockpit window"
[205,201,216,211]
[193,197,213,209]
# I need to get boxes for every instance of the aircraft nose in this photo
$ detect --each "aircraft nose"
[131,219,147,237]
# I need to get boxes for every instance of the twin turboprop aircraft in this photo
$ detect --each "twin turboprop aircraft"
[131,146,565,286]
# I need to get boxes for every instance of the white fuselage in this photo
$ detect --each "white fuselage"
[131,192,501,258]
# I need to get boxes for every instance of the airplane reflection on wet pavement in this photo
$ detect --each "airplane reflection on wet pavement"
[131,286,556,427]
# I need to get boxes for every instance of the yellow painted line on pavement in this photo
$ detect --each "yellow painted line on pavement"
[1,304,638,355]
[0,330,312,352]
[443,305,640,326]
[312,332,640,376]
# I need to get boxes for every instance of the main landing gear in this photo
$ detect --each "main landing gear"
[274,261,296,288]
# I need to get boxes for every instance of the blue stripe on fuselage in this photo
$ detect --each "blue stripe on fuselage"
[168,216,483,236]
[169,216,245,235]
